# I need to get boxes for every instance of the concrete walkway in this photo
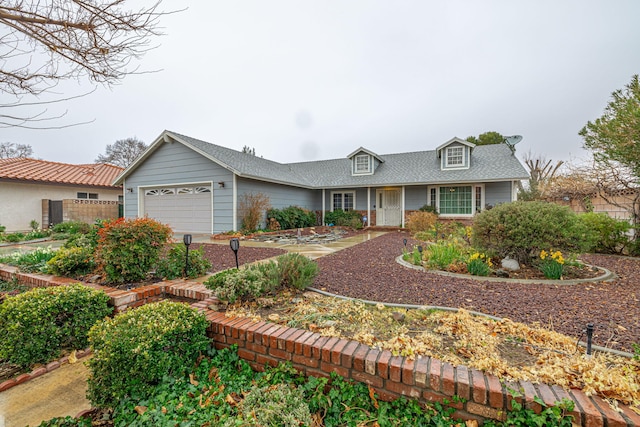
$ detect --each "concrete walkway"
[0,230,386,425]
[0,360,91,427]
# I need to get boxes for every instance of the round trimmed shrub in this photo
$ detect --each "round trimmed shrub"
[95,217,172,284]
[87,301,209,407]
[0,284,112,368]
[47,245,96,278]
[471,201,594,264]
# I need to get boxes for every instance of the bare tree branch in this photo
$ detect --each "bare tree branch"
[0,1,179,128]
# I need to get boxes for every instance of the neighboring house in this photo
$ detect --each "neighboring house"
[550,189,640,221]
[0,158,123,232]
[113,130,529,234]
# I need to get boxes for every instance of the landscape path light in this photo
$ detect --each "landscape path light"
[183,234,192,277]
[586,323,594,358]
[230,238,240,269]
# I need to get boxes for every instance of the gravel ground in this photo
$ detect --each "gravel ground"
[313,232,640,353]
[193,243,286,272]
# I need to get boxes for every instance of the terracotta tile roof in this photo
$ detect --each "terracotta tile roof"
[0,158,123,187]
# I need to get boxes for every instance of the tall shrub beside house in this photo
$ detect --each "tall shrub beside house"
[471,201,594,264]
[95,217,172,284]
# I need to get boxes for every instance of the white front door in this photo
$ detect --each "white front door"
[376,189,402,226]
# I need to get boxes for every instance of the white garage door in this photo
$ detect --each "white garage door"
[143,185,212,233]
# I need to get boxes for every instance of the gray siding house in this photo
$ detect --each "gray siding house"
[113,130,529,234]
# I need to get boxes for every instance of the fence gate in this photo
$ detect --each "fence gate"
[49,200,63,226]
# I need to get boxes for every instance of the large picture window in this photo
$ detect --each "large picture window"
[431,185,483,215]
[332,192,355,211]
[439,186,472,215]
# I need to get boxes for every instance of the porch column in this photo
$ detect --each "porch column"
[232,174,237,231]
[367,187,371,227]
[401,186,406,228]
[322,189,325,226]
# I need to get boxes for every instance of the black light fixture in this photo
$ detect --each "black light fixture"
[586,323,594,357]
[230,238,240,269]
[218,181,225,188]
[183,234,192,277]
[417,245,423,254]
[403,238,407,248]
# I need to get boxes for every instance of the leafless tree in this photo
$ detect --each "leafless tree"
[96,137,147,168]
[0,0,171,128]
[541,157,640,227]
[518,151,564,200]
[0,142,33,158]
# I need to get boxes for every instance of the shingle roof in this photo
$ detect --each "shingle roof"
[116,130,529,188]
[0,158,123,187]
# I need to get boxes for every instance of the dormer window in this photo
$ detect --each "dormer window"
[446,146,464,167]
[354,154,371,174]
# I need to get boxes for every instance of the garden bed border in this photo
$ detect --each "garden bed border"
[1,265,638,427]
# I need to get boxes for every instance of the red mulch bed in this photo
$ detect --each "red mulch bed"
[193,243,286,272]
[313,231,640,353]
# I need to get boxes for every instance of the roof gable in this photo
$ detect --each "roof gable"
[346,147,385,163]
[435,137,476,153]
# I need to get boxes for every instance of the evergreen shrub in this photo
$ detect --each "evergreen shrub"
[0,284,111,368]
[87,301,209,407]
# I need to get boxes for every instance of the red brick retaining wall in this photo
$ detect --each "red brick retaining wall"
[203,311,639,427]
[1,264,638,426]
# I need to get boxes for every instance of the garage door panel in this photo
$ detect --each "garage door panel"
[143,185,212,233]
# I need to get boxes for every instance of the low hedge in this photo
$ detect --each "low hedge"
[0,284,112,368]
[87,301,209,407]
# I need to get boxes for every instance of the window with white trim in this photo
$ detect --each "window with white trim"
[429,184,484,215]
[445,146,464,167]
[77,192,98,199]
[354,154,371,174]
[439,186,472,214]
[332,192,355,211]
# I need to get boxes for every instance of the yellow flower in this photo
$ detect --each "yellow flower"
[540,250,548,260]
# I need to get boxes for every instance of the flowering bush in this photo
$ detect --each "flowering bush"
[467,252,493,276]
[539,250,565,279]
[95,217,172,284]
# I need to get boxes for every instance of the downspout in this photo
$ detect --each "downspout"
[232,174,238,231]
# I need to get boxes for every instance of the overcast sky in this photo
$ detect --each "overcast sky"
[3,1,640,167]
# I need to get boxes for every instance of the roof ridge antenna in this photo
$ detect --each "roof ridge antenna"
[504,135,523,154]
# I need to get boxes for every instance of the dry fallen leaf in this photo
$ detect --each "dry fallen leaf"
[134,405,147,415]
